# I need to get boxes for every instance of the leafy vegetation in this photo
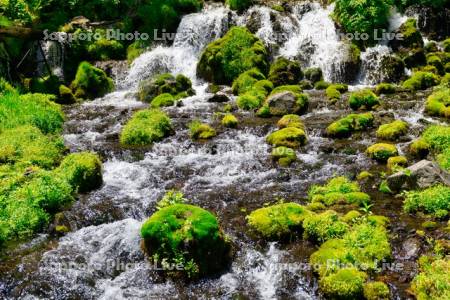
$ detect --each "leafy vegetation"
[327,113,374,137]
[403,185,450,218]
[266,127,307,148]
[410,256,450,300]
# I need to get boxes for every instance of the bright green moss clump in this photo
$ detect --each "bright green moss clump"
[425,88,450,118]
[0,93,64,134]
[349,89,380,110]
[57,152,103,193]
[247,203,310,239]
[304,67,323,84]
[410,139,431,158]
[268,57,303,87]
[363,281,390,300]
[236,86,268,110]
[320,268,367,299]
[271,146,297,166]
[308,176,371,206]
[376,120,409,141]
[277,114,304,130]
[410,256,450,300]
[151,93,176,108]
[402,71,440,91]
[138,73,194,103]
[403,185,450,218]
[141,204,230,277]
[266,127,307,148]
[326,83,348,102]
[189,120,217,140]
[326,113,374,138]
[422,125,450,152]
[303,210,349,242]
[197,26,269,85]
[375,83,396,95]
[0,77,15,94]
[232,68,266,95]
[120,109,173,147]
[221,113,238,128]
[437,148,450,171]
[387,156,408,171]
[70,62,114,100]
[366,143,398,162]
[226,0,253,11]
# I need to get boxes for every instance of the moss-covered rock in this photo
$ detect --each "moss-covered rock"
[410,256,450,300]
[226,0,253,12]
[138,73,194,103]
[325,83,349,102]
[266,127,307,148]
[141,204,230,277]
[197,26,269,84]
[390,18,423,51]
[236,85,268,110]
[221,113,238,128]
[304,67,323,84]
[70,62,114,100]
[326,113,374,138]
[320,268,367,299]
[425,88,450,118]
[409,139,430,158]
[376,120,409,141]
[247,203,310,239]
[387,156,408,171]
[58,85,76,104]
[189,120,216,140]
[444,38,450,52]
[24,75,61,95]
[120,109,173,147]
[303,210,349,243]
[357,171,373,181]
[426,54,445,75]
[421,124,450,152]
[271,146,297,166]
[366,143,398,162]
[268,57,303,87]
[363,281,390,300]
[375,83,396,95]
[57,152,103,193]
[277,114,304,129]
[380,54,406,83]
[314,80,330,90]
[232,68,266,95]
[151,93,176,108]
[403,48,427,69]
[349,89,380,110]
[402,71,440,91]
[340,210,362,223]
[265,85,309,116]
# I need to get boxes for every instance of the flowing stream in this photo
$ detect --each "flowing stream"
[0,3,444,300]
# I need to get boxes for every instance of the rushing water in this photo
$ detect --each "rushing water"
[0,3,445,300]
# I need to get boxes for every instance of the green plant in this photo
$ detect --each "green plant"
[402,71,440,91]
[70,61,114,100]
[268,57,303,87]
[303,210,349,242]
[309,176,371,206]
[410,256,450,300]
[366,143,399,162]
[363,281,390,300]
[188,120,216,140]
[271,146,297,166]
[221,113,238,128]
[326,113,374,137]
[156,190,188,209]
[231,68,266,95]
[375,83,396,95]
[403,185,450,218]
[425,88,450,118]
[277,114,304,129]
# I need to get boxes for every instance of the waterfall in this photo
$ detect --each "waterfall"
[37,37,65,80]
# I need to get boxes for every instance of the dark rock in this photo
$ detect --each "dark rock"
[380,54,405,83]
[208,92,230,103]
[405,5,450,41]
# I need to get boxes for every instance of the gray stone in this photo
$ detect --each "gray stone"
[267,91,297,116]
[387,160,450,192]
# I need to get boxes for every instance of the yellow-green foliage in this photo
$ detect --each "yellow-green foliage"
[221,113,238,128]
[387,156,408,171]
[410,139,430,158]
[189,120,216,140]
[410,256,450,300]
[422,125,450,152]
[366,143,398,162]
[326,113,374,137]
[120,109,173,146]
[363,281,390,300]
[319,268,367,299]
[236,86,268,110]
[325,85,341,101]
[444,38,450,52]
[349,89,380,110]
[375,83,396,95]
[402,71,440,91]
[357,171,373,181]
[232,68,266,95]
[151,93,175,108]
[71,62,114,100]
[314,80,330,90]
[303,210,349,242]
[437,148,450,171]
[376,120,409,140]
[58,84,76,104]
[425,88,450,118]
[197,26,269,84]
[277,114,304,129]
[247,203,310,238]
[308,176,371,206]
[127,41,146,64]
[268,57,303,87]
[426,54,444,75]
[141,204,230,277]
[403,185,450,218]
[340,210,362,223]
[0,77,15,94]
[271,146,297,166]
[0,93,64,134]
[266,127,307,148]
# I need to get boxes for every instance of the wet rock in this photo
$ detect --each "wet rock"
[208,92,230,103]
[266,91,297,115]
[400,238,421,260]
[387,160,450,192]
[380,54,405,83]
[405,5,450,41]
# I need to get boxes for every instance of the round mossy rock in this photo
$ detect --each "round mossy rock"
[319,268,367,298]
[366,143,398,162]
[141,204,230,277]
[266,127,307,148]
[376,120,409,141]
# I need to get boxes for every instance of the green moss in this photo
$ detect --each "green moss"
[247,202,310,239]
[70,62,114,100]
[326,113,374,138]
[138,73,194,103]
[410,139,431,158]
[189,120,216,140]
[403,185,450,218]
[231,68,266,95]
[363,281,390,300]
[0,93,64,134]
[444,38,450,52]
[226,0,253,12]
[376,120,409,141]
[156,190,188,210]
[320,268,367,299]
[58,85,76,104]
[306,202,326,212]
[86,33,125,61]
[271,146,297,166]
[141,204,230,277]
[375,83,396,95]
[349,89,380,110]
[421,220,438,229]
[277,114,304,130]
[437,148,450,171]
[56,152,103,193]
[304,67,323,84]
[268,57,303,87]
[402,71,440,91]
[427,54,444,75]
[387,156,408,171]
[266,127,307,148]
[256,105,271,117]
[303,210,349,243]
[236,87,267,110]
[366,143,398,162]
[270,85,302,96]
[0,77,16,94]
[422,125,450,151]
[326,85,341,102]
[308,176,370,206]
[271,5,284,12]
[120,109,173,147]
[314,80,330,90]
[221,113,238,128]
[197,26,269,84]
[410,257,450,300]
[127,41,146,65]
[396,19,424,49]
[357,171,373,181]
[340,210,362,223]
[24,75,61,95]
[445,62,450,73]
[425,88,450,118]
[0,125,65,169]
[253,79,274,93]
[151,93,176,108]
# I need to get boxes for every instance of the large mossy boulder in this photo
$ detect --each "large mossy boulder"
[141,204,230,277]
[402,71,440,91]
[326,113,374,138]
[390,18,424,51]
[268,57,303,87]
[197,26,269,85]
[138,73,194,103]
[379,54,405,83]
[70,62,114,100]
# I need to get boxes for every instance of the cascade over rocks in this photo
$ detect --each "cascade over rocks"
[405,5,450,40]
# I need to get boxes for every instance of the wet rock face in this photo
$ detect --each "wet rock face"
[266,91,298,115]
[400,238,421,260]
[387,160,450,192]
[208,91,230,103]
[405,5,450,40]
